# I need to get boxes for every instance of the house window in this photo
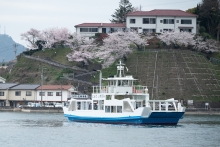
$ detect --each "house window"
[143,18,156,24]
[180,29,192,32]
[181,19,192,24]
[15,91,21,96]
[89,28,98,32]
[26,91,32,96]
[163,19,174,24]
[0,92,4,96]
[163,29,173,32]
[176,20,179,23]
[130,19,135,24]
[143,29,156,33]
[80,28,98,32]
[80,28,88,32]
[56,92,62,96]
[48,92,53,96]
[160,20,163,23]
[39,92,45,96]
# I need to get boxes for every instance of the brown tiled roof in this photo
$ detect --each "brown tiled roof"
[127,9,198,17]
[75,23,126,27]
[37,85,73,90]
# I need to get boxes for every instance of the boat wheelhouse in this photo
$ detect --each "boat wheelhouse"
[63,60,185,125]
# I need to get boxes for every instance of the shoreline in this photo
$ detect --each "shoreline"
[1,107,220,115]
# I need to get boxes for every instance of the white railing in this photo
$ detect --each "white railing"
[132,86,148,94]
[147,100,179,112]
[93,86,108,93]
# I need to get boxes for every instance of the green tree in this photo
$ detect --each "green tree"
[199,0,220,40]
[110,0,134,23]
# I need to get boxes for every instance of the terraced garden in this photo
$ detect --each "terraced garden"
[124,49,220,102]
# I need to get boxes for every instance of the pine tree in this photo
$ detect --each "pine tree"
[110,0,134,23]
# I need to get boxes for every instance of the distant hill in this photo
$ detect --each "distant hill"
[0,34,26,62]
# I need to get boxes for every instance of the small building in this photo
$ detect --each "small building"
[36,85,77,104]
[8,84,40,107]
[75,23,126,38]
[0,76,6,83]
[0,83,19,106]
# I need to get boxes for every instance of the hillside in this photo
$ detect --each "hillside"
[0,34,26,62]
[0,48,220,104]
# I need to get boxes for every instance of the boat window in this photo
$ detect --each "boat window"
[101,100,104,110]
[117,106,122,113]
[105,106,110,113]
[111,106,116,113]
[77,102,81,110]
[88,102,92,110]
[93,100,98,110]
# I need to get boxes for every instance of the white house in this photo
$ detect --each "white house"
[75,23,126,38]
[36,85,77,103]
[126,9,198,33]
[0,77,6,83]
[75,9,197,38]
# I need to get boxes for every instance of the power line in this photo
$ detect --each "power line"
[141,0,200,8]
[13,43,19,58]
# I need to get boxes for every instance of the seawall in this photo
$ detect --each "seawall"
[0,106,63,113]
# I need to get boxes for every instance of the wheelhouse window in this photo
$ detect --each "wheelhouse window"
[15,91,21,96]
[0,92,4,96]
[56,92,62,96]
[48,92,53,96]
[176,20,179,23]
[163,19,174,24]
[39,92,45,96]
[26,91,32,96]
[130,19,135,24]
[143,18,156,24]
[80,28,98,32]
[181,19,192,24]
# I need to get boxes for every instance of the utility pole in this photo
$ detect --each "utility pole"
[13,43,19,59]
[59,77,63,105]
[40,67,46,106]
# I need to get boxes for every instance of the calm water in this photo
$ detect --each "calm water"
[0,112,220,147]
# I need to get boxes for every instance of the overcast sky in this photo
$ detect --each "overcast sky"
[0,0,201,47]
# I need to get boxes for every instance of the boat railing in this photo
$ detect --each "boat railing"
[93,86,108,93]
[132,86,148,94]
[147,100,180,112]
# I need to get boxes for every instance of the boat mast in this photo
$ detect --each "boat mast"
[117,60,125,77]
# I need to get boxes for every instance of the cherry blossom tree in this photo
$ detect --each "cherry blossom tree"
[66,33,95,65]
[194,36,220,53]
[40,27,70,49]
[157,31,195,48]
[20,28,41,49]
[66,31,148,68]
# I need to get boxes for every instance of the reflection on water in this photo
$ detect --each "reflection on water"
[0,112,220,147]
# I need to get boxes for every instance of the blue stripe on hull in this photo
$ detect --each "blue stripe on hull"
[64,112,185,125]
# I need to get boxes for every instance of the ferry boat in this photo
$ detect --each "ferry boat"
[63,60,185,125]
